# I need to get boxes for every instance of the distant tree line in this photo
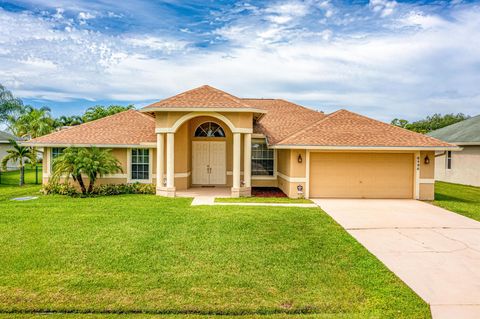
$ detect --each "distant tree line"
[0,84,134,139]
[391,113,470,134]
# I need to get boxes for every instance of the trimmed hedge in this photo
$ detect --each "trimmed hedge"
[42,182,155,197]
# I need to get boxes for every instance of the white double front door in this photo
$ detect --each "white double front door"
[192,141,226,185]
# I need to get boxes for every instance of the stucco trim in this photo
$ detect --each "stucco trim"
[277,172,306,183]
[155,112,253,134]
[419,178,435,184]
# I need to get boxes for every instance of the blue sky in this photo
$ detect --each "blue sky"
[0,0,479,122]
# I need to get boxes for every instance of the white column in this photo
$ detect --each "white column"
[166,133,175,190]
[156,133,164,189]
[232,132,241,190]
[243,133,251,188]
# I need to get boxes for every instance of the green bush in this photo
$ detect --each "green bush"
[92,183,155,195]
[42,182,79,196]
[42,182,155,197]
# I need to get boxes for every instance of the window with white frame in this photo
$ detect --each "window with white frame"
[131,149,150,180]
[194,122,225,137]
[446,151,452,169]
[251,139,274,176]
[51,147,65,169]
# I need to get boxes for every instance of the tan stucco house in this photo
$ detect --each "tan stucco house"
[428,115,480,187]
[24,85,457,199]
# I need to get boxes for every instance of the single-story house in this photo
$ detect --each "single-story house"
[428,115,480,187]
[24,85,457,199]
[0,130,23,170]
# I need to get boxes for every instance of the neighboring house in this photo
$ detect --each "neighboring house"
[0,130,23,170]
[24,85,456,199]
[428,115,480,187]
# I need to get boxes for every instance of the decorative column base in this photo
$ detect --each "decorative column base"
[231,187,251,198]
[156,187,176,197]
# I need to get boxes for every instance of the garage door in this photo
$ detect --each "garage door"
[309,153,414,199]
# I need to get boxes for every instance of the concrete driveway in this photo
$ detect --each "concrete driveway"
[313,199,480,319]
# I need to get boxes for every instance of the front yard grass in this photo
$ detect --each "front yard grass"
[215,197,312,204]
[0,185,429,318]
[434,181,480,222]
[0,166,42,185]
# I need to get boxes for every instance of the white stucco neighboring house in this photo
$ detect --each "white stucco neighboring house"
[428,115,480,187]
[0,130,23,170]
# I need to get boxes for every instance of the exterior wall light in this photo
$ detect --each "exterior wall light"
[298,154,303,163]
[424,155,430,165]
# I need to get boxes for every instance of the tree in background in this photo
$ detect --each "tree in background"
[9,105,54,139]
[391,113,470,134]
[53,115,84,128]
[0,84,23,125]
[52,147,122,195]
[1,139,36,186]
[82,105,135,123]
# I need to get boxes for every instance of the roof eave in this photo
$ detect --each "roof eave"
[268,145,463,151]
[140,107,267,114]
[20,142,156,148]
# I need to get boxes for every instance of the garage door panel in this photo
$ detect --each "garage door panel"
[309,153,413,199]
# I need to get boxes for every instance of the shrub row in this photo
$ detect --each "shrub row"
[42,182,155,197]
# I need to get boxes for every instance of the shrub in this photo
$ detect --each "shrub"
[91,183,155,196]
[42,182,79,196]
[42,182,155,197]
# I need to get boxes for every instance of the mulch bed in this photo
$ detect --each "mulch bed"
[251,187,288,198]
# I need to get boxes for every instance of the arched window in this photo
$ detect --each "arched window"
[194,122,225,137]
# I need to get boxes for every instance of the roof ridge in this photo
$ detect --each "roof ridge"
[275,109,343,144]
[28,109,141,143]
[145,85,255,109]
[211,86,254,108]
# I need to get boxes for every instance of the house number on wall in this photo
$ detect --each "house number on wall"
[416,157,420,171]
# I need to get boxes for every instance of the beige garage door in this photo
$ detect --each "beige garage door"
[309,152,414,199]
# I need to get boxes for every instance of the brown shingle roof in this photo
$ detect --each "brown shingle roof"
[26,110,156,146]
[278,109,453,147]
[143,85,256,110]
[24,86,455,149]
[242,98,325,144]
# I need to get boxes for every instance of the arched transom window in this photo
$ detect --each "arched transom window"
[194,122,225,137]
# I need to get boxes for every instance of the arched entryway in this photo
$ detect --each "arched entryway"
[191,121,227,185]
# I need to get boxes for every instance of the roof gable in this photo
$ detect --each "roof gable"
[143,85,255,110]
[278,109,453,147]
[428,115,480,144]
[26,110,156,146]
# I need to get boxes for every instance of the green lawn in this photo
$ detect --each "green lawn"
[0,166,42,185]
[215,197,312,204]
[0,185,429,318]
[434,181,480,222]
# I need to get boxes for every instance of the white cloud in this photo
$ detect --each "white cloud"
[399,11,447,29]
[369,0,397,17]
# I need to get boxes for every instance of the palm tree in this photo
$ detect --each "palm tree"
[51,148,87,194]
[52,147,122,195]
[1,139,36,186]
[9,105,54,139]
[0,84,23,124]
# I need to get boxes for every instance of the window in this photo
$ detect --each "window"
[446,151,452,169]
[194,122,225,137]
[251,139,274,176]
[131,149,150,180]
[51,147,65,169]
